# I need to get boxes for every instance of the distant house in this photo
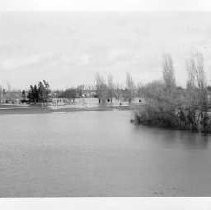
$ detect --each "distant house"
[80,89,96,98]
[0,90,22,104]
[51,98,71,106]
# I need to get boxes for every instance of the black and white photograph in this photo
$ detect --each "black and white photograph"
[0,0,211,209]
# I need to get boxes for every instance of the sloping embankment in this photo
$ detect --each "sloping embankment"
[0,104,133,115]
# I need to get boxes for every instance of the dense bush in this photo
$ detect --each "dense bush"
[134,103,211,133]
[133,53,211,134]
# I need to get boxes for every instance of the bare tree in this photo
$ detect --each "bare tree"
[126,72,135,103]
[6,81,11,92]
[113,83,122,102]
[95,73,107,104]
[0,85,3,103]
[186,52,209,132]
[186,52,207,107]
[107,73,114,103]
[162,54,176,91]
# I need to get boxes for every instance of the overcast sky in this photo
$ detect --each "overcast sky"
[0,1,211,89]
[0,0,210,11]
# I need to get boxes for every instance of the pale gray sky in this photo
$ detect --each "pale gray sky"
[0,0,210,12]
[0,11,211,89]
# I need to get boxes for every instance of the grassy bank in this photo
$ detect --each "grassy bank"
[0,104,131,115]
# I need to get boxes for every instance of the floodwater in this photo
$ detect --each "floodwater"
[0,110,210,197]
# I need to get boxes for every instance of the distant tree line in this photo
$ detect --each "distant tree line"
[20,73,138,105]
[95,72,136,104]
[57,88,77,102]
[18,51,210,134]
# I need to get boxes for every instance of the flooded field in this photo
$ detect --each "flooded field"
[0,110,210,196]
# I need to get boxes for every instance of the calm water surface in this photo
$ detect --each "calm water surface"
[0,110,210,196]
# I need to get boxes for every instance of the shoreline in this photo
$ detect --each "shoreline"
[0,104,132,115]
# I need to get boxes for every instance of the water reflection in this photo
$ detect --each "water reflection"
[178,131,209,150]
[133,124,210,150]
[0,111,211,196]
